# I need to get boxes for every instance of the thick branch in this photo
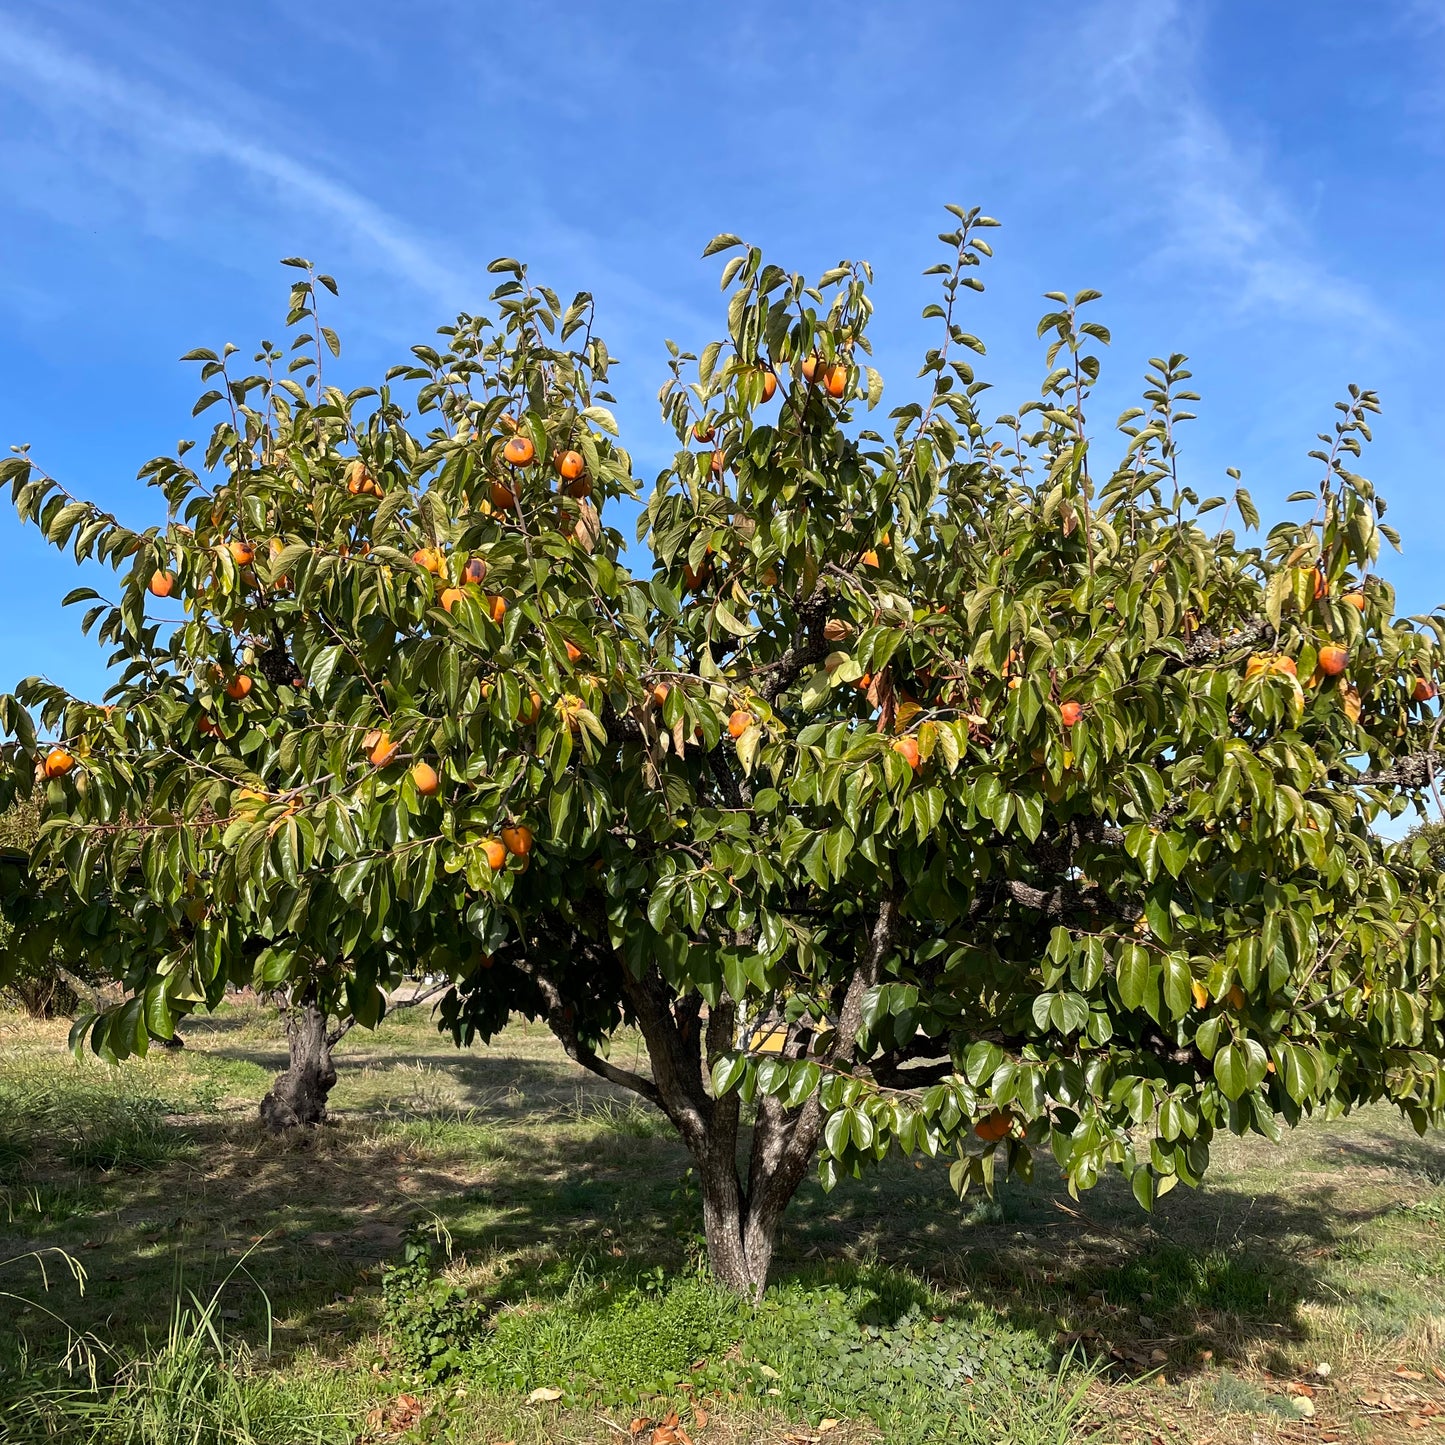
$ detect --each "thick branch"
[523,960,663,1107]
[1354,751,1445,792]
[1176,616,1274,670]
[750,584,831,703]
[829,889,902,1068]
[618,963,713,1145]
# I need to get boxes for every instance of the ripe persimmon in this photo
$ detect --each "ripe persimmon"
[728,709,753,738]
[481,837,508,871]
[893,736,920,769]
[490,481,517,511]
[824,363,847,398]
[463,556,488,586]
[651,682,670,707]
[1317,644,1349,677]
[565,641,583,664]
[710,449,726,476]
[346,460,380,496]
[518,690,542,725]
[860,549,880,569]
[1343,591,1366,612]
[1246,654,1298,680]
[501,823,533,856]
[556,450,585,481]
[693,421,714,444]
[440,586,464,613]
[230,540,256,566]
[412,547,444,575]
[504,435,535,467]
[43,748,75,780]
[1060,701,1083,727]
[760,368,778,402]
[1413,678,1438,703]
[800,355,819,384]
[367,731,400,767]
[148,570,174,598]
[974,1110,1012,1143]
[487,594,507,624]
[198,715,220,737]
[411,761,440,796]
[224,674,252,701]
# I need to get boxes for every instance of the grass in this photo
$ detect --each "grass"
[1,999,1444,1443]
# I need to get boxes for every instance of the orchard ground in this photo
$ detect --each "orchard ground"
[2,998,1444,1445]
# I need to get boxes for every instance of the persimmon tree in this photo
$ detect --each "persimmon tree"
[5,212,1445,1297]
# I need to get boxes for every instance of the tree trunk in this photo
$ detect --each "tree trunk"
[259,995,336,1130]
[527,895,898,1299]
[691,1093,821,1300]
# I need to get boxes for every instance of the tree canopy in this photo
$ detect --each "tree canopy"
[5,210,1445,1293]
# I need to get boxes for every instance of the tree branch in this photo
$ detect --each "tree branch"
[750,583,831,703]
[1354,750,1445,792]
[829,888,901,1069]
[521,959,663,1107]
[1174,616,1275,670]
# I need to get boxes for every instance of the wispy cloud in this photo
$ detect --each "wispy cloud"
[0,10,475,308]
[1071,0,1392,334]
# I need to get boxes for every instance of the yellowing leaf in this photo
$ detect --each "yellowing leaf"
[1341,682,1362,724]
[894,694,923,731]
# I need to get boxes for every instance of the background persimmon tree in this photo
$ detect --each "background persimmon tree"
[5,212,1445,1297]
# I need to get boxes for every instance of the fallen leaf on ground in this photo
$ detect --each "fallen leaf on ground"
[818,1423,840,1434]
[362,1391,425,1437]
[1394,1368,1426,1381]
[525,1386,563,1404]
[650,1411,692,1445]
[692,1406,709,1429]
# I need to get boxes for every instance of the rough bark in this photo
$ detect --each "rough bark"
[259,995,336,1130]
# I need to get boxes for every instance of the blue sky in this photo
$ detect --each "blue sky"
[0,0,1442,705]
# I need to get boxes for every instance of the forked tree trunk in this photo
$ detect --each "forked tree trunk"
[693,1106,817,1298]
[531,895,901,1299]
[259,993,336,1130]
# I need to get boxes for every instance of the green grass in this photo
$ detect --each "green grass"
[2,1000,1444,1443]
[0,1049,211,1173]
[2,1269,354,1444]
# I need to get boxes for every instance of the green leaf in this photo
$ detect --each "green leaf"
[1162,954,1192,1021]
[1214,1041,1252,1100]
[703,233,745,258]
[711,1053,747,1097]
[1116,941,1151,1011]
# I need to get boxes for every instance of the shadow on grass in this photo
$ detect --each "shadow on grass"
[1325,1130,1445,1184]
[1,1025,1433,1391]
